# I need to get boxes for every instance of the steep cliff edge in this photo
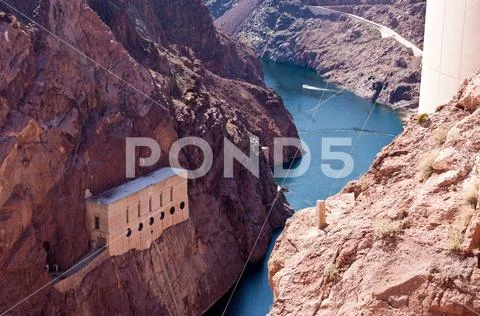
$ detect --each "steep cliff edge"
[208,0,425,109]
[0,0,299,314]
[268,74,480,315]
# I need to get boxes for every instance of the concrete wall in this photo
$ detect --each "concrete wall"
[419,0,480,113]
[85,201,109,247]
[54,251,109,293]
[86,173,189,257]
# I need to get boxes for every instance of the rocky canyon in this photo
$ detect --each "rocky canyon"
[2,0,480,315]
[0,0,299,314]
[207,0,426,109]
[268,74,480,315]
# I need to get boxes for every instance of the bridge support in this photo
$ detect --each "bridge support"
[419,0,480,114]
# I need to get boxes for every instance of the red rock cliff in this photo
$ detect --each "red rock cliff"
[268,74,480,315]
[0,0,299,314]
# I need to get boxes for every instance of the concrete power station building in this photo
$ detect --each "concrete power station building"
[86,168,189,257]
[420,0,480,113]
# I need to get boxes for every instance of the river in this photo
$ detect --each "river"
[206,60,404,315]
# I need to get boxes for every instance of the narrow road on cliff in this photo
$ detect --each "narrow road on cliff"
[308,5,423,57]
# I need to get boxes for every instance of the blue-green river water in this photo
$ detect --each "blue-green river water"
[207,60,404,315]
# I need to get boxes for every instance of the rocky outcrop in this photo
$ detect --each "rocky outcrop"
[204,0,239,18]
[210,0,425,109]
[268,74,480,315]
[0,0,299,315]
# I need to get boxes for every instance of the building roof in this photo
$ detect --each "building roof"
[88,168,187,205]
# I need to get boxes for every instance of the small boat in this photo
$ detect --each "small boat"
[302,84,338,93]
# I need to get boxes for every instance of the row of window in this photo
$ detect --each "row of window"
[94,201,186,231]
[125,201,186,237]
[125,188,177,224]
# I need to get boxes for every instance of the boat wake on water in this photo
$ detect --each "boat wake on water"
[302,84,339,93]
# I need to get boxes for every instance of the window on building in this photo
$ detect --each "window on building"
[149,197,152,212]
[149,217,154,225]
[138,223,144,231]
[160,212,165,220]
[170,206,175,215]
[126,207,129,223]
[126,228,132,237]
[94,216,100,230]
[180,201,185,210]
[138,202,141,218]
[170,186,173,202]
[160,192,163,207]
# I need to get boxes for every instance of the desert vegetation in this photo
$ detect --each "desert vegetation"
[418,149,440,180]
[417,113,429,125]
[373,219,401,239]
[323,263,339,283]
[447,205,475,253]
[434,127,449,146]
[463,179,479,208]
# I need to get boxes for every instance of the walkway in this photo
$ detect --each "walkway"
[51,247,106,288]
[307,5,423,57]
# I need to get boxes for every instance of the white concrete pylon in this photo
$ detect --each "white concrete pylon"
[419,0,480,114]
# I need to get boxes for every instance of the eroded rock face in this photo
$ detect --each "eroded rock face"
[268,75,480,315]
[210,0,425,109]
[0,0,299,314]
[204,0,239,18]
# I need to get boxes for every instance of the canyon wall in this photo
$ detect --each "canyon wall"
[268,73,480,315]
[208,0,425,109]
[205,0,239,18]
[0,0,299,314]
